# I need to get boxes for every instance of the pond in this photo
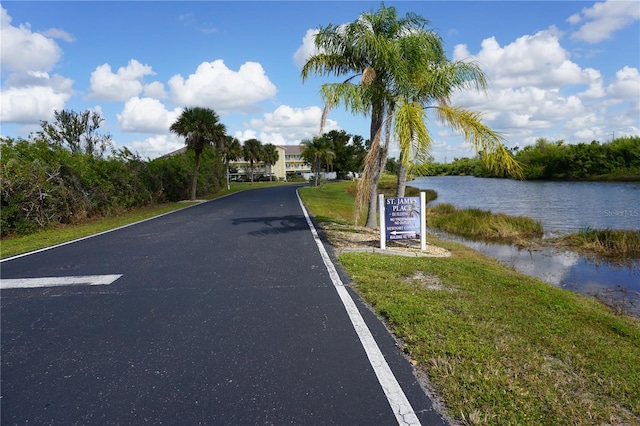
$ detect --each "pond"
[411,176,640,233]
[409,176,640,315]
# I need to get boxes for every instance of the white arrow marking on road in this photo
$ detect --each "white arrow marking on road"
[0,274,122,290]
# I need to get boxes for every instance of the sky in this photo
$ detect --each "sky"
[1,1,639,162]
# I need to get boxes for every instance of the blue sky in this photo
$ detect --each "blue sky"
[1,1,638,161]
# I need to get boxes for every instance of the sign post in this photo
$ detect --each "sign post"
[379,192,427,251]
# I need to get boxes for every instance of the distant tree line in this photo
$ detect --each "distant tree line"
[417,137,640,180]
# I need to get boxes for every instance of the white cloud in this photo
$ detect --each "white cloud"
[168,60,277,112]
[293,29,319,68]
[144,81,167,99]
[578,68,607,99]
[42,27,75,42]
[125,134,184,159]
[0,7,76,125]
[89,59,155,102]
[454,28,581,90]
[236,105,339,145]
[569,0,640,44]
[0,6,62,73]
[607,66,640,101]
[1,82,73,124]
[117,97,182,134]
[447,26,637,146]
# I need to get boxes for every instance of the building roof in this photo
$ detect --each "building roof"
[281,144,302,155]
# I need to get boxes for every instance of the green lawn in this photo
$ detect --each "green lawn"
[300,180,640,425]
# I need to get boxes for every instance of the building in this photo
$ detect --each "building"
[162,144,315,181]
[230,145,312,181]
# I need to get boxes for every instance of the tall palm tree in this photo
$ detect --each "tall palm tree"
[219,135,243,190]
[261,143,279,181]
[170,107,226,201]
[300,136,335,186]
[302,3,520,227]
[243,138,262,183]
[302,4,442,227]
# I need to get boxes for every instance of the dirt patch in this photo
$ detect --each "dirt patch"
[320,222,450,258]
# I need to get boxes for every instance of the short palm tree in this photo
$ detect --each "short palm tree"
[261,143,280,181]
[300,136,335,186]
[170,107,226,201]
[243,138,262,183]
[219,135,243,190]
[392,57,522,197]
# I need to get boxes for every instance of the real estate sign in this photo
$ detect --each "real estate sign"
[378,193,427,251]
[384,197,420,241]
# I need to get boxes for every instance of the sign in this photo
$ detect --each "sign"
[379,193,427,251]
[384,197,420,241]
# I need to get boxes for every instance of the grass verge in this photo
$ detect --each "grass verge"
[0,181,293,259]
[299,180,640,425]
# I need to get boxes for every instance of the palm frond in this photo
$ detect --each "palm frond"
[394,101,431,166]
[434,105,522,178]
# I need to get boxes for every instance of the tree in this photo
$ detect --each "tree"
[243,138,262,183]
[302,3,444,227]
[219,136,243,190]
[300,136,335,186]
[393,77,521,195]
[170,107,226,200]
[39,109,113,157]
[261,143,280,181]
[303,3,520,226]
[321,130,366,177]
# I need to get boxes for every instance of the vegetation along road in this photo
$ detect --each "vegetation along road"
[0,185,449,425]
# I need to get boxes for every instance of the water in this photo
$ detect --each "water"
[409,176,640,315]
[411,176,640,234]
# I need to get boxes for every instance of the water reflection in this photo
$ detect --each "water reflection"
[432,231,640,316]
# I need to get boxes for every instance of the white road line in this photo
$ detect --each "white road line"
[0,199,215,263]
[296,191,421,426]
[1,274,122,290]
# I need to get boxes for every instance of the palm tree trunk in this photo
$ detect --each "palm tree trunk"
[191,152,201,201]
[226,162,230,190]
[364,145,388,228]
[363,106,388,228]
[396,161,408,197]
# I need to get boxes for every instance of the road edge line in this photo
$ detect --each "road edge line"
[296,190,421,426]
[0,199,219,263]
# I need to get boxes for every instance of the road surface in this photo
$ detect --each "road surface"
[1,185,449,425]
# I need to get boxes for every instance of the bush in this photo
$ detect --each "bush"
[1,136,225,237]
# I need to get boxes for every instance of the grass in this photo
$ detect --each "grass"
[0,181,294,259]
[299,180,640,425]
[299,180,360,224]
[428,203,544,244]
[556,227,640,260]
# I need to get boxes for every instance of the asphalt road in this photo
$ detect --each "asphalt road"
[1,185,449,425]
